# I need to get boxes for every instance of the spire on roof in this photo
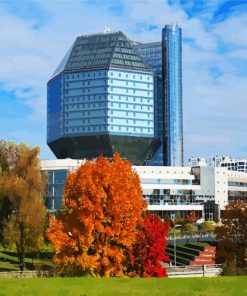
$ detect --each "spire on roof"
[104,26,111,33]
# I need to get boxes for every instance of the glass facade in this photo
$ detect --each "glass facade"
[162,24,183,166]
[45,170,68,211]
[47,31,155,164]
[134,42,163,166]
[135,26,184,168]
[47,75,62,143]
[47,28,184,166]
[60,68,154,138]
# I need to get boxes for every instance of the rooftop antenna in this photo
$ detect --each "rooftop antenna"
[104,26,111,33]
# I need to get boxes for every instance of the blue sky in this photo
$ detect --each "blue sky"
[0,0,247,163]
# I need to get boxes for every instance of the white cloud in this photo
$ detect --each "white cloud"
[213,13,247,46]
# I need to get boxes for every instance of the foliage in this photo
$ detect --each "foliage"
[174,213,183,225]
[215,200,247,272]
[245,248,247,265]
[0,141,47,271]
[221,258,247,276]
[164,214,171,224]
[186,210,197,224]
[198,221,215,231]
[181,223,198,232]
[47,153,147,277]
[131,214,169,277]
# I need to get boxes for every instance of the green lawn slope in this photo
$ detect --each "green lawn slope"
[0,277,246,296]
[0,247,53,272]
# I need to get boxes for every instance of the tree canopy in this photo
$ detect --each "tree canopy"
[47,153,147,277]
[0,140,47,271]
[215,200,247,271]
[131,214,170,277]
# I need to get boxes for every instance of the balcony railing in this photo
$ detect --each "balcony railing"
[146,199,204,206]
[167,229,215,240]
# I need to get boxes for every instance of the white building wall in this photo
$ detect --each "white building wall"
[194,167,228,210]
[40,160,247,217]
[214,167,228,210]
[195,167,215,197]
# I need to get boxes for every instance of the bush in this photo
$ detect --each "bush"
[169,227,181,234]
[198,221,215,231]
[181,223,198,232]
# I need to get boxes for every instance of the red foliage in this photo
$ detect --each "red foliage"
[186,210,197,224]
[132,214,170,277]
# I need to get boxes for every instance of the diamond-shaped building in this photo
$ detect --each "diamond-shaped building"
[47,31,155,164]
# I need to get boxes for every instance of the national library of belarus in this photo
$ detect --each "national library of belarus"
[43,25,247,222]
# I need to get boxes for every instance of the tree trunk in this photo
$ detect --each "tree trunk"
[18,222,26,272]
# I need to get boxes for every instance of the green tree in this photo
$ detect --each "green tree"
[0,141,47,271]
[198,221,215,231]
[181,223,198,232]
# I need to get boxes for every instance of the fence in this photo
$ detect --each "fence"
[167,264,222,278]
[167,229,215,241]
[0,264,222,279]
[0,270,50,278]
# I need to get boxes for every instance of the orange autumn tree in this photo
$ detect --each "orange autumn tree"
[47,153,146,277]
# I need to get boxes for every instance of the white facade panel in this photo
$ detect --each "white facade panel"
[148,205,204,211]
[142,184,201,190]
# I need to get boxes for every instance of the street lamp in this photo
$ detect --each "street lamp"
[174,224,182,267]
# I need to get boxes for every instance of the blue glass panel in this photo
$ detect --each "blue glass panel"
[162,25,183,166]
[135,43,164,165]
[45,169,68,211]
[47,75,62,143]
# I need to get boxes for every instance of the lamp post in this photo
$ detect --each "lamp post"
[174,224,182,267]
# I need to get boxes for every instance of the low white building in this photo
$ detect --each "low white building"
[188,157,207,167]
[41,159,247,222]
[213,156,247,173]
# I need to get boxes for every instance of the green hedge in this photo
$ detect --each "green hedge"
[198,221,215,230]
[181,223,198,232]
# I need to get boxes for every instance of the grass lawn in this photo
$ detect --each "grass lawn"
[0,276,247,296]
[0,246,53,272]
